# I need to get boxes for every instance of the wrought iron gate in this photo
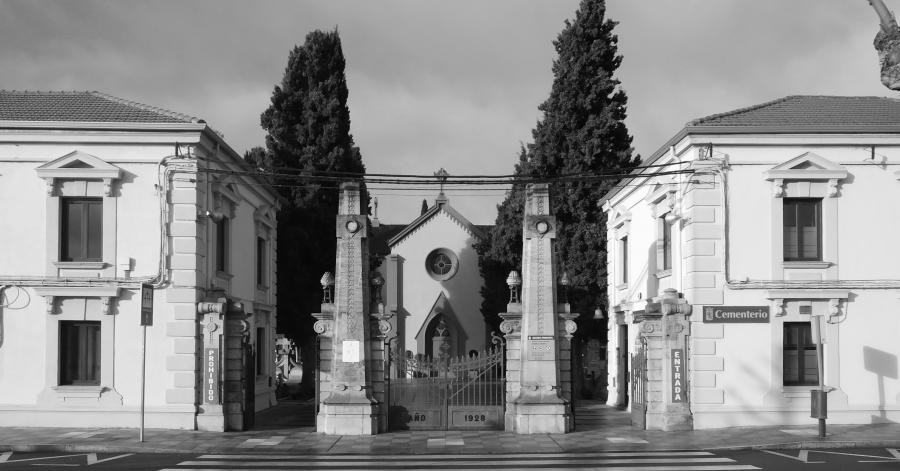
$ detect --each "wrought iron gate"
[387,346,505,431]
[630,341,647,429]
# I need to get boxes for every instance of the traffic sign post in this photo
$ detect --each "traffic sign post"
[139,284,153,442]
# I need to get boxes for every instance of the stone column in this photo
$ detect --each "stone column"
[507,183,572,434]
[316,182,377,435]
[642,288,693,431]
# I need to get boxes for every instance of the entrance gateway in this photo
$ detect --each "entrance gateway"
[387,343,505,430]
[312,182,576,435]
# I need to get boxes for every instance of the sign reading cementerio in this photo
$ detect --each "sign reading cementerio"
[702,306,770,323]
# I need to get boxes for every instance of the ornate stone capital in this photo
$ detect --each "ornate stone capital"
[773,178,784,197]
[499,319,520,335]
[313,320,333,336]
[44,296,57,315]
[772,298,785,317]
[827,178,840,197]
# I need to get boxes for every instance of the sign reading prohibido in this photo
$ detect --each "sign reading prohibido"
[672,348,686,403]
[204,348,219,404]
[702,306,770,323]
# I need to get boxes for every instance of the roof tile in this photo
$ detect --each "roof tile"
[689,95,900,127]
[0,90,202,124]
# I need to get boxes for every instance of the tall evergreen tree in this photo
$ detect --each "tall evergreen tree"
[259,29,366,396]
[477,0,638,339]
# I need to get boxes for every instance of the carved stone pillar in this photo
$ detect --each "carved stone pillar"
[641,288,693,431]
[316,182,377,435]
[506,183,572,434]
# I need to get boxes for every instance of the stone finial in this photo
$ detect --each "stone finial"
[506,270,521,304]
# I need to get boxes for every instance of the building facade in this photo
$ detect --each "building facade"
[371,193,491,360]
[0,91,279,430]
[602,96,900,429]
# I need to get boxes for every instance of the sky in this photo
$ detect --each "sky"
[0,0,893,224]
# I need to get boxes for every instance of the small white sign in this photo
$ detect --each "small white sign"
[342,340,360,363]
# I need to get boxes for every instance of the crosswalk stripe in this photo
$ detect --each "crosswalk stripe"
[196,451,715,460]
[178,457,738,467]
[161,467,758,471]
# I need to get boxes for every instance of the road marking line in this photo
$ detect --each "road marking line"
[86,453,134,465]
[760,450,824,463]
[161,467,759,471]
[197,451,716,460]
[178,457,738,467]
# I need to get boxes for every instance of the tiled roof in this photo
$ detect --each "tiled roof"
[0,90,203,124]
[689,95,900,127]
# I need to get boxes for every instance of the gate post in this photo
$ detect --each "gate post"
[313,182,378,435]
[505,183,576,434]
[641,288,693,431]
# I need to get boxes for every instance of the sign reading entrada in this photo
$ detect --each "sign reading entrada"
[703,306,770,323]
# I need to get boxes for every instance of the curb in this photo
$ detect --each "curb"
[4,440,900,455]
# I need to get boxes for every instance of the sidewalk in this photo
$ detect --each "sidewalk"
[1,399,898,455]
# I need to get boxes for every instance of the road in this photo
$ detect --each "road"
[0,448,898,470]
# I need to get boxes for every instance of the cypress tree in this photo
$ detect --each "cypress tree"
[259,29,366,396]
[478,0,638,346]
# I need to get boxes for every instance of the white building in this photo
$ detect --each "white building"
[602,96,900,429]
[371,193,491,359]
[0,91,279,430]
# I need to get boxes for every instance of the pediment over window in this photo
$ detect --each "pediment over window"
[254,204,276,230]
[765,152,848,181]
[36,151,123,196]
[211,175,242,219]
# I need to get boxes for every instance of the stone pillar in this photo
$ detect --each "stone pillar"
[196,299,248,432]
[315,182,377,435]
[641,288,693,431]
[506,183,573,434]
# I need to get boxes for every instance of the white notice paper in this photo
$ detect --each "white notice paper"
[342,340,360,363]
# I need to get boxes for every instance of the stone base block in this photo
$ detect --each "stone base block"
[645,410,693,431]
[317,403,377,435]
[197,404,225,432]
[507,402,570,434]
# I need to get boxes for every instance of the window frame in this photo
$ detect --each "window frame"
[59,320,102,386]
[215,217,229,274]
[782,321,819,386]
[60,197,104,262]
[782,198,822,262]
[256,236,267,288]
[661,216,673,271]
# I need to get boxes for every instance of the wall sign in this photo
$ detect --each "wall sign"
[140,283,153,326]
[342,340,360,363]
[204,348,219,404]
[702,306,770,323]
[527,335,554,361]
[672,348,686,403]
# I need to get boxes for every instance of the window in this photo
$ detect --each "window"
[256,237,267,287]
[783,322,818,386]
[60,198,103,262]
[619,236,629,285]
[783,198,821,261]
[59,321,101,386]
[255,327,265,377]
[215,218,228,273]
[661,216,673,271]
[425,248,459,281]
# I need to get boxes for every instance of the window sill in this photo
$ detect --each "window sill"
[616,283,628,291]
[781,386,817,398]
[37,385,123,406]
[656,269,672,279]
[54,261,108,270]
[782,261,831,269]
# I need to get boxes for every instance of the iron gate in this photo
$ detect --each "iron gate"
[630,341,647,429]
[387,346,505,431]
